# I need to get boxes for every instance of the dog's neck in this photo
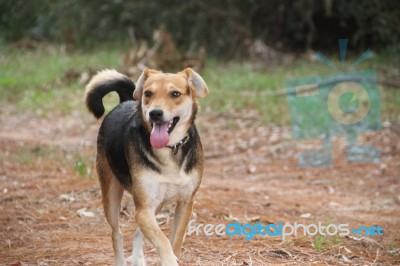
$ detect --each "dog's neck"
[167,134,190,154]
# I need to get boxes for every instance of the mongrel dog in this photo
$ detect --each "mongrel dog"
[84,68,208,266]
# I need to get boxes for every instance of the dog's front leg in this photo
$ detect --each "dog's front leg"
[170,200,194,258]
[135,208,178,266]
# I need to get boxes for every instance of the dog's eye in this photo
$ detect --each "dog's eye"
[171,91,181,98]
[144,91,153,98]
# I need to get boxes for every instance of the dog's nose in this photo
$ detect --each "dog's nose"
[149,109,164,122]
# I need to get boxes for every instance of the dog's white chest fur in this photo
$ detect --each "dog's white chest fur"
[140,149,198,208]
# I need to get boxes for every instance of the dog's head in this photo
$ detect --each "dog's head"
[134,68,208,149]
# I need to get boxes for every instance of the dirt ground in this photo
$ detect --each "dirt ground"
[1,107,399,266]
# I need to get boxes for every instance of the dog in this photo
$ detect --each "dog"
[84,68,208,266]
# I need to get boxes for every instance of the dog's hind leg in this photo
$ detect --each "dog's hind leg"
[131,229,146,266]
[98,157,126,266]
[104,178,125,265]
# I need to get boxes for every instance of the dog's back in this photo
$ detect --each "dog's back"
[98,102,138,188]
[85,70,140,188]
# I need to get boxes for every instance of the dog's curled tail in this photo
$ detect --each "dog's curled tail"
[84,69,135,119]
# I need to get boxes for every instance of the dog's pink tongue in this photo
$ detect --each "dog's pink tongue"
[150,123,170,148]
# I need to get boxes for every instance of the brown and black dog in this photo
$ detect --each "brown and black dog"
[85,68,208,266]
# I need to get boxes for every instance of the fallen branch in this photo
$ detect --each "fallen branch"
[266,76,400,97]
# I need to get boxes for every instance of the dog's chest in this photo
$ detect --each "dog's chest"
[140,150,199,206]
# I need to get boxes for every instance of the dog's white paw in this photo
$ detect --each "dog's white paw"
[114,257,127,266]
[161,255,178,266]
[128,254,146,266]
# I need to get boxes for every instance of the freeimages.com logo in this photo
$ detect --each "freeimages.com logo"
[286,39,381,167]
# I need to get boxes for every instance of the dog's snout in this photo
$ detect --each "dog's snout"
[149,109,164,122]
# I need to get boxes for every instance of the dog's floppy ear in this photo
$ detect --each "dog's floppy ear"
[134,69,160,100]
[182,68,208,98]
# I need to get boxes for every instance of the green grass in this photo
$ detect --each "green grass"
[1,44,399,125]
[201,59,335,124]
[313,234,345,252]
[73,154,93,178]
[0,44,123,116]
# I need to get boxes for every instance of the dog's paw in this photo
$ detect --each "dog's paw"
[161,255,178,266]
[128,254,146,266]
[114,258,127,266]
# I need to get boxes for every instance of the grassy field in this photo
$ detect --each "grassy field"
[1,44,399,125]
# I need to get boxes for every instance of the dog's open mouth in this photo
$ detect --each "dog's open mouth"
[150,117,180,148]
[167,116,180,134]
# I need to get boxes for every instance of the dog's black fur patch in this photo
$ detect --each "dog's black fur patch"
[179,125,201,173]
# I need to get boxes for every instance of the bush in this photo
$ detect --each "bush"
[1,0,399,56]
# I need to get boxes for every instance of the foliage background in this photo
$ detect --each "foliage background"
[1,0,399,57]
